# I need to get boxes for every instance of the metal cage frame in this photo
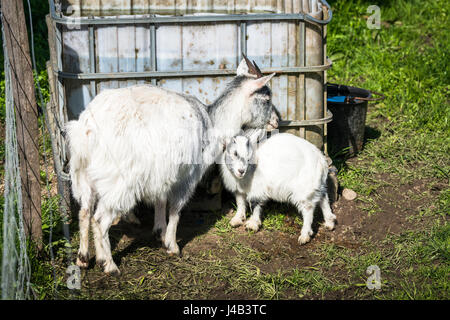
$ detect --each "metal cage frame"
[46,0,333,183]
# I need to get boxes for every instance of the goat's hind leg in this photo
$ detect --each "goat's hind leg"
[76,190,95,268]
[93,201,120,275]
[164,192,191,256]
[90,216,106,267]
[164,205,181,256]
[320,193,336,230]
[76,206,91,268]
[297,202,314,245]
[163,170,202,256]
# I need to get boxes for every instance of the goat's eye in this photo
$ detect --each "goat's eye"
[234,151,238,157]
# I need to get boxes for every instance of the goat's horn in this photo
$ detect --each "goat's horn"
[242,52,260,77]
[252,60,264,78]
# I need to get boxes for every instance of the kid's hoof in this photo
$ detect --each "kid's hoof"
[229,216,244,227]
[244,219,261,232]
[324,220,336,231]
[298,233,312,245]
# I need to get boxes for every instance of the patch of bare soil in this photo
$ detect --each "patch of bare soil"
[60,171,445,300]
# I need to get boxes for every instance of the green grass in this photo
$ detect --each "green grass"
[305,221,449,300]
[302,0,448,299]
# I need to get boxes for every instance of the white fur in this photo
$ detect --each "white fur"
[220,133,336,244]
[67,65,276,274]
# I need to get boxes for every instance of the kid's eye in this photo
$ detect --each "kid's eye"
[234,151,238,157]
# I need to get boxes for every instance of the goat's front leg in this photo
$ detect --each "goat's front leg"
[245,201,264,232]
[164,206,180,256]
[230,193,247,227]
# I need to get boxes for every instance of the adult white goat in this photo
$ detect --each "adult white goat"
[220,133,336,244]
[66,56,276,275]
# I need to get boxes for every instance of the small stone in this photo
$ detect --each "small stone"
[342,188,357,201]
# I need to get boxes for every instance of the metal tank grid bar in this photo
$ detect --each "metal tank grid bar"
[88,24,96,96]
[48,0,332,130]
[323,3,329,154]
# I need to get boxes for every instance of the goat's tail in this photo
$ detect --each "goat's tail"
[66,118,97,268]
[65,119,93,205]
[319,155,329,196]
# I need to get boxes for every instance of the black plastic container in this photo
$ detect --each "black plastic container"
[327,84,376,157]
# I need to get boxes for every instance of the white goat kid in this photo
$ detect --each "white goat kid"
[220,133,336,245]
[67,57,276,275]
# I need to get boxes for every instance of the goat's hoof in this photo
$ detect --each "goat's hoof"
[245,219,261,232]
[229,216,244,228]
[76,252,89,268]
[96,258,106,268]
[166,245,180,257]
[324,220,336,231]
[152,228,166,242]
[298,233,312,245]
[104,263,120,276]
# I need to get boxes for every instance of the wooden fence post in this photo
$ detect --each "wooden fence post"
[1,0,42,249]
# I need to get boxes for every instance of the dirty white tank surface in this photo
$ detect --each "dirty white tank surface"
[51,0,331,145]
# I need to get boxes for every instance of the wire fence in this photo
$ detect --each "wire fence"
[1,10,32,299]
[1,1,73,299]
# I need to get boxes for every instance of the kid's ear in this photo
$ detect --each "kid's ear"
[246,128,265,145]
[222,137,231,152]
[245,73,276,93]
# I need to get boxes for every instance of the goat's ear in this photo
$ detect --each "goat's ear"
[246,73,276,92]
[236,58,257,78]
[246,129,264,145]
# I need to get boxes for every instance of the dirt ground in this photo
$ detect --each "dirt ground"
[57,162,446,300]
